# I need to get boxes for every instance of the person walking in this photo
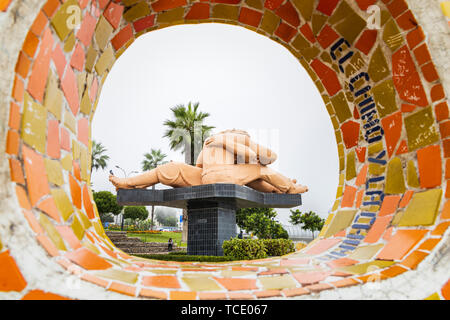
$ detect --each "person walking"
[168,238,173,252]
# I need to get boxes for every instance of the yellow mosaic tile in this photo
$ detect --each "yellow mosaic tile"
[71,215,85,240]
[383,19,404,52]
[245,0,263,10]
[385,157,406,195]
[323,210,356,237]
[182,276,222,291]
[368,46,390,83]
[398,189,442,227]
[77,210,92,229]
[331,92,352,123]
[64,109,76,134]
[22,92,47,154]
[77,72,87,101]
[64,31,76,52]
[407,160,420,188]
[337,260,395,275]
[39,213,67,251]
[94,268,139,284]
[95,45,115,75]
[349,244,384,260]
[51,188,74,221]
[44,159,64,186]
[369,163,385,176]
[60,154,73,171]
[95,16,114,51]
[404,107,439,151]
[80,147,89,181]
[51,0,80,41]
[82,240,99,254]
[425,292,441,300]
[72,140,81,160]
[368,141,383,156]
[44,71,63,121]
[372,79,398,118]
[157,7,185,24]
[123,1,150,22]
[85,45,98,72]
[334,8,366,44]
[260,9,280,35]
[258,274,297,290]
[346,151,356,181]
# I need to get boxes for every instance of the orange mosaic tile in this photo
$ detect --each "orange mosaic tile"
[441,280,450,300]
[341,121,360,149]
[417,145,442,189]
[379,196,401,216]
[355,29,377,55]
[36,235,60,257]
[70,43,86,71]
[431,84,445,102]
[22,209,44,234]
[326,258,358,268]
[80,273,109,288]
[264,0,283,10]
[254,290,282,298]
[76,12,96,47]
[77,118,89,147]
[274,22,297,43]
[103,1,124,29]
[68,174,82,209]
[387,0,408,18]
[12,76,24,102]
[56,226,82,250]
[142,275,181,288]
[15,185,31,210]
[299,23,315,43]
[304,282,333,293]
[364,215,393,244]
[61,66,80,115]
[109,282,136,297]
[214,277,257,291]
[282,287,309,298]
[377,229,428,260]
[382,111,402,158]
[111,24,133,51]
[355,164,368,186]
[47,120,60,159]
[422,62,440,83]
[293,271,331,285]
[42,0,60,18]
[21,290,70,300]
[331,277,359,288]
[6,129,19,156]
[0,251,27,292]
[152,0,187,12]
[133,14,156,32]
[341,185,357,207]
[15,51,31,78]
[139,288,168,300]
[238,7,262,27]
[398,190,414,208]
[9,158,25,184]
[435,102,449,122]
[198,292,227,300]
[310,59,341,97]
[431,221,450,236]
[37,197,61,222]
[400,250,428,269]
[51,43,66,79]
[22,145,50,206]
[306,238,340,255]
[65,248,112,270]
[396,10,418,31]
[406,26,425,49]
[22,31,40,58]
[60,127,71,151]
[227,292,254,300]
[8,102,21,131]
[380,265,408,278]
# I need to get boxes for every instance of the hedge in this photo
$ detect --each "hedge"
[222,238,295,260]
[134,253,234,262]
[262,239,295,256]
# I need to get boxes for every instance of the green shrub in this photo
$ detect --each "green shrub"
[262,239,295,256]
[222,238,267,260]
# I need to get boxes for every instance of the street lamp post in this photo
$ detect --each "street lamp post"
[115,165,138,231]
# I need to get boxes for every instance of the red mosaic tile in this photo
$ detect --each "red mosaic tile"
[406,26,425,49]
[6,130,19,155]
[379,195,401,216]
[274,22,297,43]
[28,28,54,103]
[60,127,70,151]
[211,0,241,3]
[421,62,440,83]
[15,51,31,78]
[341,185,357,208]
[47,119,60,159]
[355,30,378,55]
[413,43,432,66]
[15,185,31,211]
[299,23,315,43]
[387,0,408,18]
[65,248,112,270]
[9,158,25,184]
[444,139,450,158]
[310,59,341,96]
[111,24,133,51]
[8,102,21,131]
[376,229,428,260]
[398,189,413,208]
[392,45,428,107]
[317,0,339,16]
[264,0,284,11]
[103,1,124,29]
[98,0,109,10]
[70,43,85,71]
[214,277,257,291]
[185,3,210,20]
[381,111,402,158]
[364,214,393,243]
[431,84,445,102]
[353,106,360,120]
[133,14,156,33]
[69,174,82,209]
[355,0,377,10]
[317,24,340,49]
[77,118,89,146]
[400,250,428,269]
[401,103,416,113]
[37,197,61,222]
[61,67,80,115]
[76,12,96,47]
[152,0,187,12]
[306,238,340,255]
[396,10,418,31]
[142,275,180,288]
[52,43,67,79]
[341,120,360,149]
[0,251,27,292]
[238,7,262,28]
[22,145,50,206]
[42,0,60,18]
[356,146,366,163]
[417,145,442,189]
[396,140,408,155]
[56,226,82,250]
[275,1,300,27]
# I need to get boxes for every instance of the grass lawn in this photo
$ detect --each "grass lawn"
[127,231,186,247]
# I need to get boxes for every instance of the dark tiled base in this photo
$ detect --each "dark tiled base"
[187,202,237,256]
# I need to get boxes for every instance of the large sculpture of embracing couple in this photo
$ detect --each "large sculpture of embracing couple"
[110,129,308,194]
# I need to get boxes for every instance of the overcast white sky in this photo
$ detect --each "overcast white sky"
[91,23,339,225]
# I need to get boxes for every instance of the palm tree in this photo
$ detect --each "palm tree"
[142,148,168,230]
[91,140,110,177]
[163,102,214,241]
[163,102,215,165]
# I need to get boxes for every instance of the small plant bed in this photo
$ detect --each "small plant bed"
[134,252,235,262]
[127,231,186,247]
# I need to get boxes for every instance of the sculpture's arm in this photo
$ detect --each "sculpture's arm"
[205,135,257,163]
[248,141,277,165]
[195,150,203,168]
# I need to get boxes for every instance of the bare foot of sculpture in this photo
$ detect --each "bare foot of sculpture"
[288,184,309,194]
[109,175,133,189]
